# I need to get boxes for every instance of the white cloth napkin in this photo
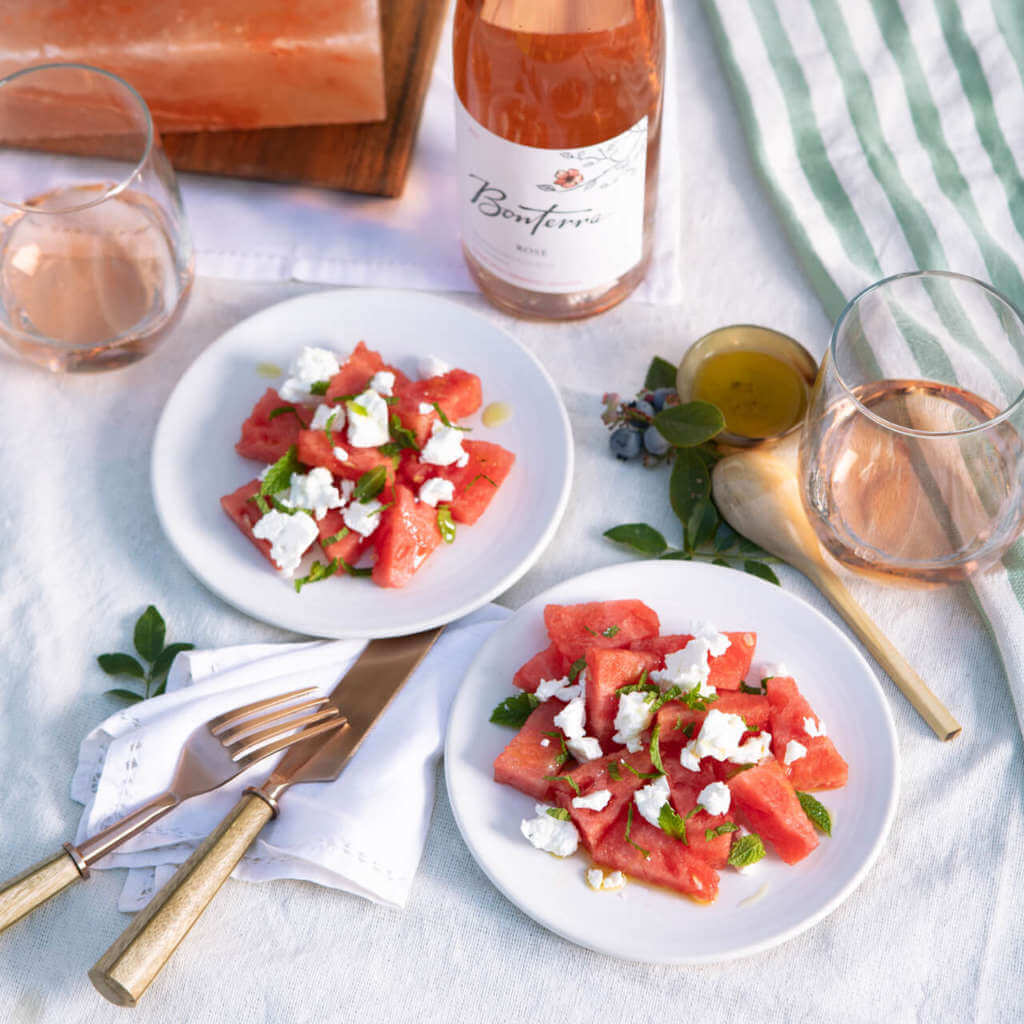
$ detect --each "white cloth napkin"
[70,606,509,912]
[177,10,682,306]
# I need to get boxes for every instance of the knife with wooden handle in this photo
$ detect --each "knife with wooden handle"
[89,627,443,1007]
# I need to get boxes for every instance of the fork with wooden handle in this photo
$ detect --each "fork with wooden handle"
[0,687,347,934]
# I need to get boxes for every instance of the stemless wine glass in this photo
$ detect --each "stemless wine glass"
[0,63,193,372]
[801,270,1024,583]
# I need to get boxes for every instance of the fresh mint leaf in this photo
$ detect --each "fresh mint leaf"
[622,761,663,780]
[294,558,340,593]
[309,380,330,396]
[268,405,307,427]
[680,682,718,712]
[352,466,388,503]
[338,559,373,578]
[658,802,689,843]
[322,527,350,547]
[431,402,470,431]
[105,687,144,704]
[348,400,368,417]
[652,401,724,448]
[465,474,497,492]
[150,642,195,682]
[744,560,781,586]
[649,685,683,713]
[728,833,766,868]
[797,792,833,836]
[603,523,668,556]
[644,355,677,391]
[544,730,570,767]
[437,506,456,544]
[607,761,622,781]
[649,723,665,775]
[674,720,696,738]
[625,804,650,859]
[389,414,420,451]
[739,680,765,695]
[97,652,146,679]
[544,774,580,796]
[546,807,570,821]
[705,823,739,841]
[133,605,166,663]
[269,496,303,515]
[260,445,303,497]
[489,692,540,727]
[602,625,620,638]
[567,658,587,683]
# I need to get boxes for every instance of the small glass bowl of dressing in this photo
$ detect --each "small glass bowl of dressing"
[676,325,818,448]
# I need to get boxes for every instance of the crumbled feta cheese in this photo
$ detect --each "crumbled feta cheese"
[282,467,345,520]
[652,624,731,694]
[585,867,605,890]
[784,739,808,765]
[566,736,603,763]
[418,402,435,415]
[338,479,355,504]
[553,696,586,740]
[612,691,654,752]
[418,477,455,507]
[279,346,340,403]
[540,738,551,748]
[418,354,450,379]
[736,732,772,763]
[535,677,582,703]
[679,743,701,772]
[634,775,671,828]
[803,716,827,738]
[572,789,612,812]
[521,804,578,857]
[332,446,349,463]
[697,781,732,816]
[601,870,626,891]
[691,709,772,765]
[251,510,318,576]
[342,499,385,538]
[345,389,390,448]
[368,370,395,396]
[420,420,469,467]
[309,403,342,431]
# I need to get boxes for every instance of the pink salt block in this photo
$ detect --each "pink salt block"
[0,0,387,132]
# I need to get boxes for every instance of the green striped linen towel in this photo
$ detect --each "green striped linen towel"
[703,0,1024,732]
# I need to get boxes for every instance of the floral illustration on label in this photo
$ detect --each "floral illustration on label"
[552,169,584,190]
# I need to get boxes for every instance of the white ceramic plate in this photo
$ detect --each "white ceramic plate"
[151,289,572,638]
[445,560,899,963]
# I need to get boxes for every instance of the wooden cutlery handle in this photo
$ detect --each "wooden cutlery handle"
[808,563,962,741]
[0,848,85,933]
[89,792,273,1007]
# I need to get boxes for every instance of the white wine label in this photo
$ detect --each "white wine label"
[455,100,647,294]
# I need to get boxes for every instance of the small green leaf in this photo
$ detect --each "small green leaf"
[337,559,373,578]
[431,402,470,431]
[352,466,388,503]
[603,523,668,556]
[649,684,683,713]
[652,401,724,448]
[621,761,663,780]
[150,677,168,698]
[544,730,570,767]
[437,506,456,544]
[739,680,766,695]
[105,687,144,704]
[150,642,195,681]
[294,558,340,593]
[649,723,665,775]
[133,606,166,663]
[567,658,587,682]
[712,557,731,568]
[260,445,303,497]
[544,774,581,796]
[465,473,497,492]
[744,560,781,586]
[546,807,571,821]
[268,405,307,427]
[713,521,741,552]
[797,792,833,836]
[687,499,719,551]
[322,527,350,547]
[658,550,692,561]
[705,822,739,841]
[309,380,330,396]
[670,450,710,536]
[680,682,718,712]
[602,625,620,638]
[348,400,368,416]
[489,692,540,727]
[97,652,146,679]
[389,414,420,451]
[728,833,767,868]
[625,804,650,858]
[658,802,689,844]
[644,356,678,391]
[607,761,622,781]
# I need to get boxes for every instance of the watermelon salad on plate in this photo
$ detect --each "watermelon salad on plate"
[444,561,898,964]
[150,289,572,639]
[222,340,515,590]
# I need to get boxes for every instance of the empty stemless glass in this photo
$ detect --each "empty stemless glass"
[0,63,192,372]
[801,270,1024,583]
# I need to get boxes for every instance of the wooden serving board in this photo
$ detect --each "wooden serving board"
[161,0,449,198]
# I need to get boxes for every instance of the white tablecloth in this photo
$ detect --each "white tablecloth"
[1,4,1021,1023]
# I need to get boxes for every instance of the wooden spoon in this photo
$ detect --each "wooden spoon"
[712,434,961,741]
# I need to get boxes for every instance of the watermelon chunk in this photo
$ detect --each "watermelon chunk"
[584,647,659,748]
[544,601,661,661]
[324,341,408,402]
[766,677,849,791]
[493,700,572,802]
[727,759,819,864]
[297,428,397,484]
[513,644,571,693]
[315,508,371,565]
[391,368,483,446]
[220,479,275,565]
[654,692,771,749]
[400,441,515,525]
[661,763,736,869]
[371,484,442,588]
[235,388,308,463]
[631,631,757,690]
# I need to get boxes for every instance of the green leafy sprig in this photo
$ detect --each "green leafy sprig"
[98,606,195,704]
[603,357,782,585]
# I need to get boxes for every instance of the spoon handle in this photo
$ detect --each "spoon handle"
[803,562,961,741]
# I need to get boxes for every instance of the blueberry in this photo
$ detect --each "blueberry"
[628,399,656,419]
[643,424,671,456]
[650,387,677,411]
[609,425,643,460]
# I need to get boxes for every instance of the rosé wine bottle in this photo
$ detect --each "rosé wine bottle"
[453,0,665,320]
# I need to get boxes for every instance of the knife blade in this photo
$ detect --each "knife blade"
[89,627,443,1007]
